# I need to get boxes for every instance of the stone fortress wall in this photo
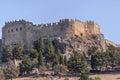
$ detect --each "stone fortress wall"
[2,19,101,49]
[105,39,120,47]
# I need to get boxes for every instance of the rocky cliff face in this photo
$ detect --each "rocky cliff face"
[53,33,106,57]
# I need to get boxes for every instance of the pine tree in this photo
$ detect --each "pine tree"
[64,56,67,66]
[19,55,33,75]
[12,42,24,60]
[60,55,64,65]
[45,40,55,67]
[34,37,44,53]
[38,51,44,68]
[67,51,89,76]
[29,48,38,60]
[2,45,12,62]
[54,54,59,65]
[57,49,61,62]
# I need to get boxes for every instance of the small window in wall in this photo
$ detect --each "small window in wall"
[11,29,13,32]
[16,28,18,31]
[20,27,22,31]
[8,30,10,33]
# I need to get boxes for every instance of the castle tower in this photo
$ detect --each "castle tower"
[85,21,101,34]
[2,20,29,49]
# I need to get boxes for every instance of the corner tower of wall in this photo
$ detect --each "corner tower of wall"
[58,19,75,39]
[2,20,33,49]
[71,19,85,37]
[85,20,101,35]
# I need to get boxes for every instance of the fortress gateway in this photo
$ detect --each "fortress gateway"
[2,19,101,49]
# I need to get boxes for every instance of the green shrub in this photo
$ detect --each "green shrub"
[88,77,101,80]
[64,77,69,80]
[94,77,101,80]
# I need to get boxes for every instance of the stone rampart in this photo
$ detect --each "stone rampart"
[2,19,101,49]
[105,39,120,47]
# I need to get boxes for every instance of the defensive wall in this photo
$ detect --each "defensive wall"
[2,19,101,49]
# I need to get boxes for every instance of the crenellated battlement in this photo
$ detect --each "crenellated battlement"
[5,19,33,27]
[86,20,94,24]
[3,19,101,35]
[4,18,84,28]
[85,20,100,27]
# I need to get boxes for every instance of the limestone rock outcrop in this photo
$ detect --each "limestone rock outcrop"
[52,33,106,57]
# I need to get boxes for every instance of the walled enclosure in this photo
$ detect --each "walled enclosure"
[2,19,101,49]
